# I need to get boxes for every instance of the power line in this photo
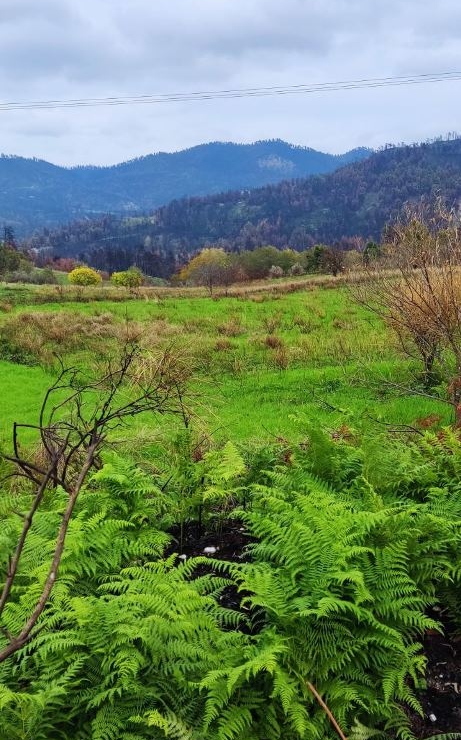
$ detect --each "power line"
[0,71,460,112]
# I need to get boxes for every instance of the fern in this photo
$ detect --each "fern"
[232,459,461,737]
[1,429,461,740]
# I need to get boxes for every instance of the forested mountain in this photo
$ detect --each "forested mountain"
[0,141,370,236]
[25,137,461,278]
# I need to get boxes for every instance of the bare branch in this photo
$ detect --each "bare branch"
[352,199,461,423]
[0,342,192,663]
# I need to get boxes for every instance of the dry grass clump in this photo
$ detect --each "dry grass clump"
[270,345,290,370]
[262,313,282,334]
[215,338,235,352]
[332,317,352,330]
[216,316,244,337]
[292,316,316,333]
[183,317,215,333]
[312,306,326,319]
[0,310,119,365]
[264,334,284,349]
[141,320,184,347]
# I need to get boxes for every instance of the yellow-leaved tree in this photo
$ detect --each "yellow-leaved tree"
[178,248,236,295]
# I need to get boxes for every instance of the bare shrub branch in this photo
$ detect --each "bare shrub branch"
[0,342,192,663]
[353,199,461,424]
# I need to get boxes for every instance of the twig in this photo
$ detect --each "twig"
[306,681,348,740]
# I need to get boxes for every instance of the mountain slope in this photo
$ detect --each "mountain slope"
[26,137,461,278]
[0,140,371,235]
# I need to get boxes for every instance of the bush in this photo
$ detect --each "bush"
[268,265,284,279]
[68,266,102,286]
[143,275,168,287]
[289,262,305,276]
[1,267,55,285]
[111,267,144,288]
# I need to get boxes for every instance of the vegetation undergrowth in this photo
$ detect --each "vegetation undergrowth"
[1,271,461,739]
[1,421,461,739]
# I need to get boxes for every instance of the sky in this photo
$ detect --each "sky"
[1,0,461,166]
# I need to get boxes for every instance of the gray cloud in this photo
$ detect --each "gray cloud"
[0,0,460,164]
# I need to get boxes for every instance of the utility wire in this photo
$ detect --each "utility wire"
[0,72,460,112]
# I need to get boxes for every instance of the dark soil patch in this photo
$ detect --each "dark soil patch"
[166,518,263,633]
[408,613,461,737]
[167,518,252,562]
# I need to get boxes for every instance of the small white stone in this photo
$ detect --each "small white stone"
[429,713,437,723]
[203,546,218,555]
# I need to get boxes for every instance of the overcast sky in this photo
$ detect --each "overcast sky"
[0,0,460,166]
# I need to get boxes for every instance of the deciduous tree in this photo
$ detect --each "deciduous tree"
[179,248,234,295]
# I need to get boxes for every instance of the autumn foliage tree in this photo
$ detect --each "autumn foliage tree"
[178,248,236,295]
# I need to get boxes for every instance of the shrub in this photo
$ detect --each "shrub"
[268,265,284,279]
[2,268,56,284]
[289,262,305,276]
[143,275,168,287]
[68,266,102,286]
[111,267,144,288]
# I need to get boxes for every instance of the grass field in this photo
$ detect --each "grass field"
[0,278,452,449]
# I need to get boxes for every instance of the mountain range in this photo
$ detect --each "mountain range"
[0,140,370,236]
[25,136,461,278]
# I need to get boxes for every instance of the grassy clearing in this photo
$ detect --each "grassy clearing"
[0,280,452,447]
[0,361,54,447]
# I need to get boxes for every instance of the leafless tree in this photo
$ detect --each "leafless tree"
[354,200,461,424]
[0,343,192,663]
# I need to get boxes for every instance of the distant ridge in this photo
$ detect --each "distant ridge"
[25,136,461,279]
[0,140,371,235]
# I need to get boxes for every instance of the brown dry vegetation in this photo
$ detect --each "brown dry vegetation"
[0,311,121,366]
[354,204,461,423]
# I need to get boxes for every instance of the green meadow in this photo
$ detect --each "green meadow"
[0,279,451,448]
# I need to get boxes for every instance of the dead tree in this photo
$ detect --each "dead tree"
[0,342,192,663]
[353,201,461,425]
